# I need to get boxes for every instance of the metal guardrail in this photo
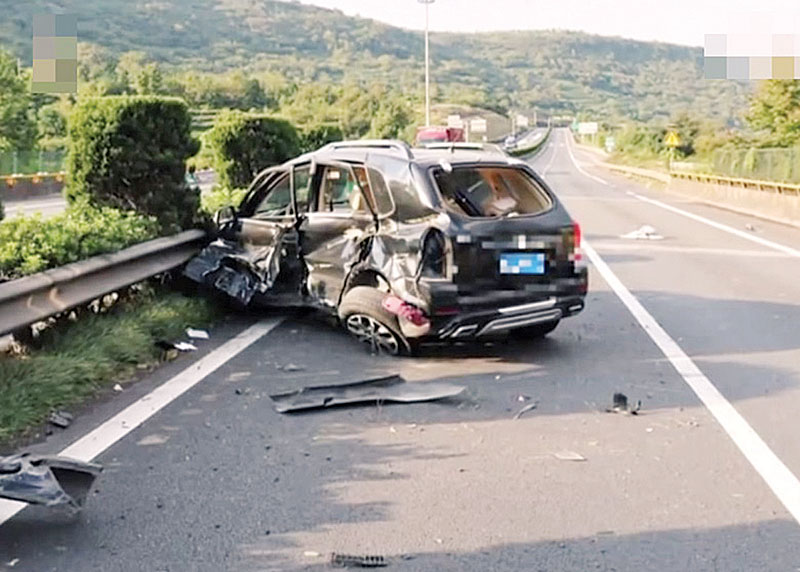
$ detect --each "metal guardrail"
[510,127,552,158]
[606,163,800,195]
[670,171,800,195]
[0,229,207,337]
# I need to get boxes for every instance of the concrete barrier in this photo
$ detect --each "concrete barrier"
[602,163,800,228]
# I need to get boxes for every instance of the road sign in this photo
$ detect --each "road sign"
[604,136,616,153]
[447,114,463,128]
[578,122,598,135]
[516,114,529,128]
[470,118,487,134]
[664,131,681,147]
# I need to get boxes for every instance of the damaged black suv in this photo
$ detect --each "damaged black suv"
[185,140,588,355]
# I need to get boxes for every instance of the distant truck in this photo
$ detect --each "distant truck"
[415,126,465,146]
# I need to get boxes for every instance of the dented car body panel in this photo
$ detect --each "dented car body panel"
[185,141,588,341]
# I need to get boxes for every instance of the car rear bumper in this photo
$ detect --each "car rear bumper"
[430,294,585,339]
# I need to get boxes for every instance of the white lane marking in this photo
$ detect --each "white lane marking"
[540,132,559,176]
[589,242,791,258]
[628,192,800,259]
[563,132,611,186]
[0,318,284,526]
[584,241,800,524]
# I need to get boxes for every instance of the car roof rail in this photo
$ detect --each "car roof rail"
[323,140,414,160]
[422,142,505,154]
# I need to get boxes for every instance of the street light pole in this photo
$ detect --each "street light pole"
[418,0,435,126]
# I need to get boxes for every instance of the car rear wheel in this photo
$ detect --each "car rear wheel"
[517,319,560,339]
[339,287,410,356]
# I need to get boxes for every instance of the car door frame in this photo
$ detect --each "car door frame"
[299,159,379,308]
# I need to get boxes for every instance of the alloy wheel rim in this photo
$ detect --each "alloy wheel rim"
[345,314,400,355]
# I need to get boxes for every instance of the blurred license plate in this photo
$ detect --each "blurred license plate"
[499,253,545,275]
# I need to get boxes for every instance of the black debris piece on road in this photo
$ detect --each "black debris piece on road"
[47,410,73,428]
[0,454,102,510]
[513,401,539,420]
[606,392,641,415]
[269,375,465,413]
[330,553,388,568]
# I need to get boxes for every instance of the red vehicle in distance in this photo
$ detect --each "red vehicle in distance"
[415,126,466,146]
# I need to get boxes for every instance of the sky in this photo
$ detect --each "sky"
[296,0,800,47]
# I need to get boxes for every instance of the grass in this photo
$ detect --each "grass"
[0,285,221,443]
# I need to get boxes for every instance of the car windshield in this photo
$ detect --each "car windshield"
[432,166,552,218]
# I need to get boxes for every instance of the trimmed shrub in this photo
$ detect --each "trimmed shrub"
[206,110,300,189]
[66,96,200,233]
[300,123,343,153]
[200,186,247,216]
[0,199,157,281]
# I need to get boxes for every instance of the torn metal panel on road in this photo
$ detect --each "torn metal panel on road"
[269,374,465,413]
[0,454,102,510]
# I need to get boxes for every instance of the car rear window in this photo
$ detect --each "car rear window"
[432,166,552,218]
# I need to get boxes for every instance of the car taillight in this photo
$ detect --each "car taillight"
[420,229,447,278]
[572,221,583,262]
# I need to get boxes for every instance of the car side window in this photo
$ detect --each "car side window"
[293,166,312,214]
[317,166,370,215]
[254,174,292,218]
[366,168,395,216]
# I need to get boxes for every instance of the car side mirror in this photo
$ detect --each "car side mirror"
[214,205,237,229]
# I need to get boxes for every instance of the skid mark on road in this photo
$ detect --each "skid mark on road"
[0,318,284,527]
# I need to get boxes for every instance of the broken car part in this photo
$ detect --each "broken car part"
[331,553,388,568]
[620,225,664,240]
[48,410,73,429]
[0,454,102,509]
[269,375,465,413]
[606,392,641,415]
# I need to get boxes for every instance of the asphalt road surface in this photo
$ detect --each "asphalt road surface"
[1,170,217,220]
[2,129,800,571]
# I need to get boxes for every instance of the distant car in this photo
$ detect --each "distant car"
[415,126,465,146]
[185,140,588,355]
[504,135,517,150]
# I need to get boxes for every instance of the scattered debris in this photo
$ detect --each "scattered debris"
[620,225,664,240]
[270,375,465,413]
[303,551,321,558]
[331,553,388,568]
[513,401,539,420]
[186,328,210,340]
[277,363,305,372]
[48,410,73,429]
[554,451,587,462]
[0,454,102,509]
[6,559,19,568]
[155,340,197,353]
[605,392,641,415]
[113,384,123,392]
[745,223,756,232]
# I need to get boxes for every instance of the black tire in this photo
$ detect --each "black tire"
[516,319,560,339]
[338,287,411,356]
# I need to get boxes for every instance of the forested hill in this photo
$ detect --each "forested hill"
[2,0,749,122]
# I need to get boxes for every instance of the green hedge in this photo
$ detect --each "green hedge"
[0,200,157,281]
[66,96,200,233]
[206,110,300,189]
